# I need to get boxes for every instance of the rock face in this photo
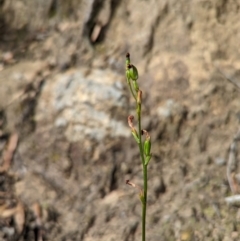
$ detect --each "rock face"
[36,68,129,142]
[1,0,240,241]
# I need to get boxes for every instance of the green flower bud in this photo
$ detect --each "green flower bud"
[131,130,140,144]
[132,80,139,92]
[144,137,151,157]
[144,154,152,166]
[128,64,138,81]
[126,68,131,81]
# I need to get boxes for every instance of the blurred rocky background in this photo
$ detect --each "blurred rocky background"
[1,0,240,240]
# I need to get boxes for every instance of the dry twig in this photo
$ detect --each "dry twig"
[14,201,25,235]
[0,133,18,173]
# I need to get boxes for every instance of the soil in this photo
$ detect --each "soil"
[1,1,240,241]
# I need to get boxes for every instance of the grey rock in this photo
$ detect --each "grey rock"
[157,99,184,119]
[215,157,226,166]
[36,68,130,142]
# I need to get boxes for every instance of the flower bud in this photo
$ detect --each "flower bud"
[128,115,140,143]
[142,129,151,157]
[131,130,140,144]
[128,115,135,129]
[144,137,151,157]
[128,64,138,81]
[133,80,139,92]
[126,68,131,81]
[144,154,152,166]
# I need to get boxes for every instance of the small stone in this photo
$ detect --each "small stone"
[214,157,226,166]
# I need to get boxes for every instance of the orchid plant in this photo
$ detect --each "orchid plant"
[125,53,152,241]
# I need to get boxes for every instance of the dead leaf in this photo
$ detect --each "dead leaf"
[14,202,25,234]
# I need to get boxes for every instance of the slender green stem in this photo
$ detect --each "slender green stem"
[137,102,147,241]
[142,165,147,241]
[127,78,137,101]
